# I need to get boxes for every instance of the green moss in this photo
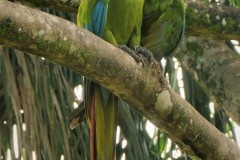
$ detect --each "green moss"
[48,39,72,55]
[202,69,226,103]
[16,32,27,41]
[175,104,189,124]
[225,17,236,30]
[0,18,33,48]
[106,62,118,77]
[199,12,211,25]
[0,18,29,42]
[71,46,95,61]
[0,18,13,36]
[237,28,240,36]
[186,41,203,57]
[81,49,94,59]
[186,41,204,68]
[210,24,222,32]
[186,8,196,25]
[57,40,71,53]
[167,104,190,130]
[187,7,210,25]
[35,38,46,51]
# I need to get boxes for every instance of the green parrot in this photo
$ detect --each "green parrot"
[69,0,185,159]
[141,0,186,60]
[76,0,144,160]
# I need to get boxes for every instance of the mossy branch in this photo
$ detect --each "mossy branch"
[177,36,240,126]
[186,0,240,41]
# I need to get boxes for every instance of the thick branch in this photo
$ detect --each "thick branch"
[0,1,240,159]
[12,0,240,40]
[177,37,240,126]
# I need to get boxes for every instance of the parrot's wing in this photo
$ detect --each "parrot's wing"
[141,0,186,60]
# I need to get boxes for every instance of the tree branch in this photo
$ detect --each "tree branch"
[186,0,240,41]
[177,36,240,126]
[1,1,240,159]
[12,0,240,127]
[13,0,79,13]
[12,0,240,40]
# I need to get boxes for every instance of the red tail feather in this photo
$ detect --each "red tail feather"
[90,95,95,160]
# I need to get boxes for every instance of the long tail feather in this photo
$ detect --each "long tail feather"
[95,85,118,160]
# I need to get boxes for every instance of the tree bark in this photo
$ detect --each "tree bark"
[0,1,240,159]
[185,0,240,41]
[177,36,240,126]
[12,0,240,40]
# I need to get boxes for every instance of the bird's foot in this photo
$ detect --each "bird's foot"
[118,45,144,64]
[67,101,86,129]
[135,46,157,65]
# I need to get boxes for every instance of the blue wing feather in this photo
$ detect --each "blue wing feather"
[84,24,94,33]
[92,1,108,37]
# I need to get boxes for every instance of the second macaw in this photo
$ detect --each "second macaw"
[77,0,144,159]
[142,0,186,60]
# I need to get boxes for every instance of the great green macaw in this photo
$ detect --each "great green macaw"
[70,0,185,159]
[142,0,186,60]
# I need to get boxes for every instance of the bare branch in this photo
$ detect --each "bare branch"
[0,1,240,159]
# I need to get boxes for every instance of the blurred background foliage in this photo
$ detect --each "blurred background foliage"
[0,0,239,159]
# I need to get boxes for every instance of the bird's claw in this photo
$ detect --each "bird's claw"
[118,45,157,66]
[135,46,157,65]
[118,45,144,65]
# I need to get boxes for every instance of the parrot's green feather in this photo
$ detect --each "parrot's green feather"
[142,0,186,60]
[104,0,144,47]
